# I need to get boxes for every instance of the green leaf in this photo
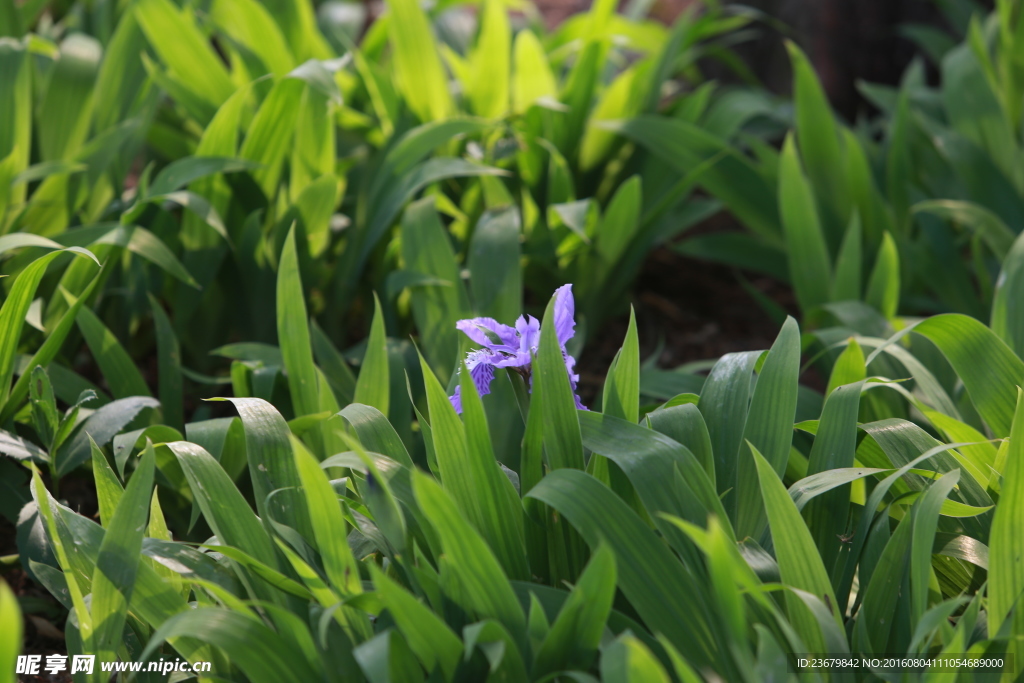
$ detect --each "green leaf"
[913,200,1016,261]
[0,271,102,424]
[0,39,31,213]
[338,403,412,468]
[601,634,672,683]
[418,353,528,579]
[752,445,842,648]
[606,116,780,240]
[90,444,154,663]
[865,232,900,319]
[240,76,305,196]
[0,577,21,683]
[412,471,526,637]
[140,609,322,683]
[804,380,865,567]
[467,0,510,118]
[91,437,123,525]
[149,295,183,432]
[787,40,848,238]
[369,564,463,680]
[0,250,98,412]
[992,231,1024,360]
[353,294,390,415]
[699,350,760,505]
[736,317,801,539]
[525,468,722,671]
[469,207,521,325]
[988,388,1024,634]
[826,337,866,398]
[534,544,617,677]
[387,0,453,121]
[580,411,730,546]
[535,289,585,471]
[910,471,960,628]
[219,398,314,544]
[832,212,863,301]
[58,396,160,477]
[77,305,152,399]
[400,197,471,381]
[134,0,235,114]
[277,225,320,420]
[887,314,1024,436]
[779,133,832,311]
[603,309,640,424]
[210,0,295,76]
[512,30,556,113]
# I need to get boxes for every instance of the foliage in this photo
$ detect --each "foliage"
[3,0,1024,682]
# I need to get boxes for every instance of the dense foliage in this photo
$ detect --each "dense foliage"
[2,0,1024,681]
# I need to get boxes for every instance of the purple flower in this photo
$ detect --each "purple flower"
[450,284,587,413]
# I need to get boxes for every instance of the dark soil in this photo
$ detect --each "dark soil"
[576,245,798,403]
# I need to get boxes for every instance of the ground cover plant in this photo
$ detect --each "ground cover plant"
[2,0,1024,681]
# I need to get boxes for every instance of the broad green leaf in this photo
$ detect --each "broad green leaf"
[536,291,585,471]
[804,380,865,566]
[210,0,295,76]
[0,578,20,683]
[418,353,528,579]
[788,40,848,237]
[992,231,1024,360]
[607,116,780,240]
[77,305,151,399]
[277,225,320,420]
[134,0,235,113]
[149,294,183,432]
[240,76,305,196]
[854,511,913,654]
[988,388,1024,634]
[469,207,521,325]
[401,198,471,381]
[412,472,526,637]
[832,212,863,301]
[0,250,98,412]
[579,61,648,171]
[646,404,715,485]
[369,564,462,680]
[526,468,723,671]
[910,471,960,627]
[885,314,1024,436]
[0,39,31,212]
[468,0,510,118]
[90,444,154,663]
[753,445,842,648]
[37,34,100,162]
[219,398,314,543]
[914,200,1016,261]
[338,403,412,467]
[601,634,672,683]
[512,30,556,113]
[699,350,760,504]
[826,337,866,398]
[387,0,452,121]
[603,309,640,423]
[865,232,900,319]
[736,317,801,539]
[0,271,101,424]
[353,294,389,415]
[140,609,322,683]
[534,544,617,677]
[779,133,832,311]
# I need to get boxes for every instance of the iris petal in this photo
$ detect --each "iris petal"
[455,317,518,351]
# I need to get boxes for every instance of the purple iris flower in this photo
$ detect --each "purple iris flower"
[449,284,587,413]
